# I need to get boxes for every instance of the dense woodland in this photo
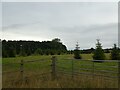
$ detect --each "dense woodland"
[2,38,67,57]
[1,38,120,60]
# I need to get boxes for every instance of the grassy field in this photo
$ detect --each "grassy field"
[2,53,118,88]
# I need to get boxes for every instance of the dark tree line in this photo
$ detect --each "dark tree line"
[2,38,120,60]
[2,38,67,58]
[67,48,112,55]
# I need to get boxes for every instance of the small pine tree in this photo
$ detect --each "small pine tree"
[93,39,105,62]
[74,42,81,59]
[111,44,120,60]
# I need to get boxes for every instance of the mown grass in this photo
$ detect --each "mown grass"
[2,53,118,88]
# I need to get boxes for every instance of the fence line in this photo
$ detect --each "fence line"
[3,70,19,74]
[56,68,119,79]
[3,56,119,88]
[24,59,49,63]
[61,58,119,62]
[55,58,119,81]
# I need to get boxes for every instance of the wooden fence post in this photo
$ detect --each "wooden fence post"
[20,60,24,81]
[92,61,95,80]
[118,60,120,89]
[72,59,74,79]
[51,56,56,80]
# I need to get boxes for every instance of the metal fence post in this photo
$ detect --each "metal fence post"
[51,56,56,80]
[20,60,24,81]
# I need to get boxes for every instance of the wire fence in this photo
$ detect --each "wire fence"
[2,56,120,88]
[2,59,51,86]
[56,59,118,74]
[55,58,119,88]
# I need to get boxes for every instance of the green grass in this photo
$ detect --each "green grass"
[2,53,118,88]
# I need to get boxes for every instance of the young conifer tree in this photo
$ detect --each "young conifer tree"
[111,44,120,60]
[93,39,105,61]
[74,42,81,59]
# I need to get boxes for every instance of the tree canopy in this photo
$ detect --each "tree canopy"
[2,38,67,58]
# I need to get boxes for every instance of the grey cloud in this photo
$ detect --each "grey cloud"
[81,23,117,33]
[51,23,117,36]
[2,2,118,50]
[3,21,42,31]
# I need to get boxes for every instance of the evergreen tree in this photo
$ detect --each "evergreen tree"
[74,42,81,59]
[111,44,120,60]
[93,39,105,62]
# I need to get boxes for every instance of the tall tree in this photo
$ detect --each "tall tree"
[111,44,120,60]
[93,39,105,61]
[52,38,61,43]
[74,42,81,59]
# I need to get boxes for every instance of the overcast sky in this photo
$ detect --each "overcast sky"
[2,2,118,50]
